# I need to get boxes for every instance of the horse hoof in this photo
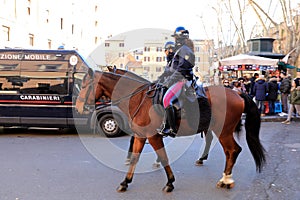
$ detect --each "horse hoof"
[152,162,160,169]
[216,181,235,189]
[162,184,174,193]
[116,185,128,192]
[195,159,204,166]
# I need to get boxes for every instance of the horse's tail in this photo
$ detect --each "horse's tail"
[240,93,266,172]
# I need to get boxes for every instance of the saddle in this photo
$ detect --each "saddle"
[152,80,211,133]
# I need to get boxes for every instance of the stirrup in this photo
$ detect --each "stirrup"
[157,128,177,138]
[168,131,177,138]
[157,128,170,136]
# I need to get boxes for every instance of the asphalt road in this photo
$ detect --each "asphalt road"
[0,121,299,200]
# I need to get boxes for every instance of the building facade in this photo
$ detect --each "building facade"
[0,0,101,56]
[103,38,214,81]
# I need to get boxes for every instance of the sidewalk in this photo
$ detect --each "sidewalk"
[261,114,300,122]
[242,113,300,122]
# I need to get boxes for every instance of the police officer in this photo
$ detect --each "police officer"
[157,26,195,137]
[156,41,175,82]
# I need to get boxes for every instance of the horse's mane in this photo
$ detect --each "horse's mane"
[94,70,151,85]
[120,69,150,83]
[107,67,150,83]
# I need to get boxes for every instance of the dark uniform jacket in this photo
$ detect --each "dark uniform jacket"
[163,44,195,87]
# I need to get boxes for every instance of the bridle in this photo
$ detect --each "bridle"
[77,77,94,105]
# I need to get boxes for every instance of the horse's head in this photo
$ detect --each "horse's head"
[107,65,117,73]
[75,68,102,114]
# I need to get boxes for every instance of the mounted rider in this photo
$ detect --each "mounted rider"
[157,26,197,137]
[156,41,176,82]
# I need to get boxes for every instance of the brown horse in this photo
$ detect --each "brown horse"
[106,66,215,166]
[75,69,265,192]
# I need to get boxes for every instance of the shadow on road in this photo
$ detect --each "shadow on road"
[0,127,78,136]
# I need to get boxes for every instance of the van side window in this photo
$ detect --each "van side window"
[0,60,21,94]
[19,60,69,95]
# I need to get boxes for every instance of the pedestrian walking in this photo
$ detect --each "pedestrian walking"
[253,75,268,116]
[232,80,242,92]
[238,77,247,93]
[279,71,291,114]
[223,79,232,88]
[282,69,300,124]
[267,76,279,115]
[250,73,259,98]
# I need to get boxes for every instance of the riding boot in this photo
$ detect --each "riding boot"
[157,106,177,137]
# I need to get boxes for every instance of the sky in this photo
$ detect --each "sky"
[98,0,217,40]
[98,0,300,44]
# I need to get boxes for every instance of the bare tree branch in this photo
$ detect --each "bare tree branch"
[248,0,279,27]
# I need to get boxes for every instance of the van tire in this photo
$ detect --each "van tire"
[96,114,122,137]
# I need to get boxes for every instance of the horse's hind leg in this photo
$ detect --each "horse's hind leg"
[195,130,214,166]
[117,137,146,192]
[148,134,175,192]
[125,136,135,165]
[217,129,242,189]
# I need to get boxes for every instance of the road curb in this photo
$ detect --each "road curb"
[243,115,300,122]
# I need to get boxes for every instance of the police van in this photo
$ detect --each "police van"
[0,49,130,137]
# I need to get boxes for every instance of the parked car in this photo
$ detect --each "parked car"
[0,49,130,137]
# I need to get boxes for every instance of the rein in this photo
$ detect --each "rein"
[111,83,151,106]
[111,83,161,127]
[77,78,94,104]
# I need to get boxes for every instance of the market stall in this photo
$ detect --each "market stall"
[218,54,279,79]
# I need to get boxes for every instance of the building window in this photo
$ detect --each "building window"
[144,47,150,52]
[71,24,74,34]
[95,36,98,44]
[252,41,259,52]
[195,47,201,52]
[29,34,34,46]
[156,57,162,62]
[156,47,162,52]
[2,26,10,41]
[48,39,52,49]
[119,52,124,57]
[105,42,110,47]
[95,21,98,27]
[156,66,162,72]
[27,7,31,15]
[45,10,49,23]
[119,43,124,47]
[60,18,63,30]
[95,5,98,12]
[144,56,150,62]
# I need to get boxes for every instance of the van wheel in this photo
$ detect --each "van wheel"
[96,114,122,137]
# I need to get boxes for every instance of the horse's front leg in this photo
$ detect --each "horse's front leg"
[117,136,146,192]
[148,134,175,192]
